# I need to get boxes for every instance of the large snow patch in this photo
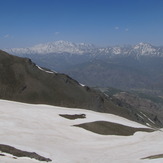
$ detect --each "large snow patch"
[0,100,163,163]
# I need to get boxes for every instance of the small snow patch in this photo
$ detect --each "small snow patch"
[137,114,144,119]
[36,65,57,74]
[140,112,155,124]
[79,83,85,87]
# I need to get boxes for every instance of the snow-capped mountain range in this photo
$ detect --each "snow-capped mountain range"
[5,41,95,55]
[98,42,163,57]
[5,41,163,57]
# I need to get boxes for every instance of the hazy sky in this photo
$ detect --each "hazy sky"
[0,0,163,48]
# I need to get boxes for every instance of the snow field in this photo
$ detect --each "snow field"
[0,99,163,163]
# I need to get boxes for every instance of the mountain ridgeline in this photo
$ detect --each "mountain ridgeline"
[6,41,163,95]
[0,50,163,128]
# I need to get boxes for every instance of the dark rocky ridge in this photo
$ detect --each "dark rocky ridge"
[142,154,163,160]
[74,121,154,136]
[59,114,86,120]
[0,50,162,128]
[0,144,52,162]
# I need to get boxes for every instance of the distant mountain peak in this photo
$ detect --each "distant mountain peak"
[132,42,157,56]
[137,42,151,45]
[134,42,153,48]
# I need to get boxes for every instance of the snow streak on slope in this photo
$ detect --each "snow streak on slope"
[36,65,57,74]
[0,100,163,163]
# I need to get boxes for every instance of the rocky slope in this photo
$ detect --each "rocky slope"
[0,50,107,111]
[113,92,163,126]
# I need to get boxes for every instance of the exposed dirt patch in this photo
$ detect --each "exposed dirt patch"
[74,121,154,136]
[0,144,52,162]
[142,154,163,160]
[59,114,86,120]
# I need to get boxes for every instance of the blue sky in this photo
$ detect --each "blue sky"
[0,0,163,48]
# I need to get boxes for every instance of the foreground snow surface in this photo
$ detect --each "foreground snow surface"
[0,100,163,163]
